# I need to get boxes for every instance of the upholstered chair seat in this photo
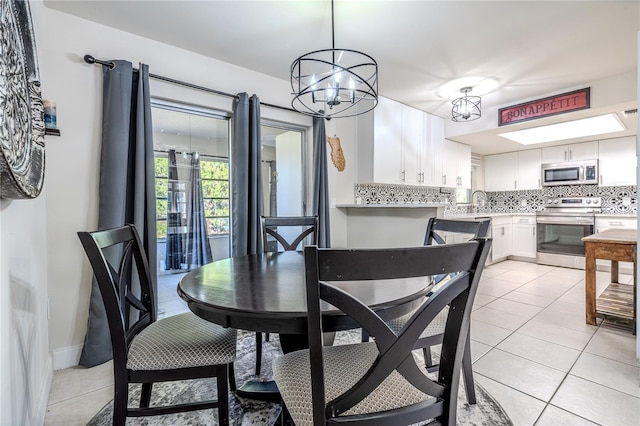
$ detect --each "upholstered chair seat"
[273,342,435,426]
[127,312,237,371]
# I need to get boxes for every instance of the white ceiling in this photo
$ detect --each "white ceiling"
[44,0,640,155]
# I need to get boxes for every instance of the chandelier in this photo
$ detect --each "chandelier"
[290,0,378,119]
[452,87,481,122]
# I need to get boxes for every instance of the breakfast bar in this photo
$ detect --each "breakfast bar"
[582,229,637,333]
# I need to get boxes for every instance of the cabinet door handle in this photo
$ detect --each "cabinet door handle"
[569,150,572,160]
[401,170,405,182]
[501,227,505,236]
[442,175,446,185]
[538,178,541,187]
[564,151,567,161]
[532,228,536,236]
[519,218,528,223]
[609,221,624,226]
[599,174,602,185]
[514,180,517,189]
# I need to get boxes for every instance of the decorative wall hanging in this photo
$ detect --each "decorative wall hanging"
[499,87,590,126]
[327,135,345,171]
[0,0,45,199]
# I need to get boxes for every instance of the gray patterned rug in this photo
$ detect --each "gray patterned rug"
[88,330,512,425]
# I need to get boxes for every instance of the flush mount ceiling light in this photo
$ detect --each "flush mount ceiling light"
[451,87,481,122]
[290,0,378,119]
[498,113,626,145]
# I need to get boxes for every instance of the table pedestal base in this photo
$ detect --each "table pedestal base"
[236,380,281,403]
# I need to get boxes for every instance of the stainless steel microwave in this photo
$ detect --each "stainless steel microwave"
[541,160,598,186]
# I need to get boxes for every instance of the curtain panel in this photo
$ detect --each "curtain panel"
[231,93,263,257]
[79,61,156,367]
[185,153,213,267]
[312,116,331,248]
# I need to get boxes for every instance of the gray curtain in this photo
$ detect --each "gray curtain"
[313,116,331,247]
[165,149,184,270]
[231,93,263,256]
[79,61,156,367]
[185,153,213,267]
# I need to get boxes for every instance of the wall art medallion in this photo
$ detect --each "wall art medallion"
[0,0,45,199]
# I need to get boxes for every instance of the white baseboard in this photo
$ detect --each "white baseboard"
[32,354,53,425]
[52,344,82,371]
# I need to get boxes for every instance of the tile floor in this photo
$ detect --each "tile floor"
[44,261,640,425]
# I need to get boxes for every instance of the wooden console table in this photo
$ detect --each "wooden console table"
[582,229,636,333]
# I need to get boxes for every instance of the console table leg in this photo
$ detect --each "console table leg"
[585,243,596,325]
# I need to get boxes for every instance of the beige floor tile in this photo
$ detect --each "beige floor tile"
[473,349,566,401]
[551,375,640,426]
[493,269,541,285]
[542,267,585,281]
[48,361,113,405]
[515,281,574,299]
[570,352,640,398]
[45,386,112,425]
[481,266,509,278]
[501,291,556,308]
[471,306,531,331]
[473,293,497,307]
[535,404,599,426]
[583,326,639,366]
[533,307,598,334]
[545,299,585,315]
[496,332,581,373]
[484,298,543,319]
[518,320,593,351]
[469,339,492,363]
[474,374,546,426]
[470,320,512,347]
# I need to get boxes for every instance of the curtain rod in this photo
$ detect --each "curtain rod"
[83,54,298,114]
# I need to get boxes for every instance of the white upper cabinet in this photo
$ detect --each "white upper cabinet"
[598,136,636,186]
[442,140,471,189]
[484,149,541,191]
[541,141,598,163]
[485,152,517,191]
[356,96,458,189]
[517,149,542,190]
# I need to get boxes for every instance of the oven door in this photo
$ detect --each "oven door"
[536,216,594,256]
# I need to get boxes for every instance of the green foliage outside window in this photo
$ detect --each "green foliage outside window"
[154,155,230,239]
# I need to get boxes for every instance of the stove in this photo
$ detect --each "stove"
[536,197,601,268]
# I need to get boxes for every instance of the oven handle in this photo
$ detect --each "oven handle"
[536,216,594,225]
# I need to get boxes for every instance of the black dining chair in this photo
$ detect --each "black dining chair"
[273,238,492,425]
[78,224,237,426]
[255,216,318,375]
[361,217,490,405]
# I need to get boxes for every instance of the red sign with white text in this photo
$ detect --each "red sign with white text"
[499,88,590,126]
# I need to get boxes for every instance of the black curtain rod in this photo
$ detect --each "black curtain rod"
[83,54,298,114]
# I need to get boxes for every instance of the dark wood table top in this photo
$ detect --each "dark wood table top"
[178,251,433,334]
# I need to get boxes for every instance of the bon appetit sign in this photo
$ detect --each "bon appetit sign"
[499,88,590,126]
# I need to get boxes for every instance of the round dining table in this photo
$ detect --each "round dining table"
[177,250,433,335]
[177,250,433,402]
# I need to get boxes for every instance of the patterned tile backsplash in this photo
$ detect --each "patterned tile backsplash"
[354,183,637,215]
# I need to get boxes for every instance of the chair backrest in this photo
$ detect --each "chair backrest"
[77,224,155,369]
[261,216,318,252]
[304,238,492,425]
[423,217,491,284]
[424,217,491,246]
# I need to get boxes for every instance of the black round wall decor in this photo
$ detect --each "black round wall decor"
[0,0,45,199]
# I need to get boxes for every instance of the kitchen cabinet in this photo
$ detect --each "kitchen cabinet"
[358,96,444,187]
[442,140,471,189]
[598,136,636,186]
[511,215,536,258]
[492,216,512,261]
[484,149,541,191]
[541,141,598,163]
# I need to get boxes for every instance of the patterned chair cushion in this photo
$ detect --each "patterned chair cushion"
[127,312,237,370]
[272,342,434,426]
[386,306,449,338]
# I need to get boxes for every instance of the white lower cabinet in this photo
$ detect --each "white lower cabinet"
[491,216,512,261]
[511,215,536,258]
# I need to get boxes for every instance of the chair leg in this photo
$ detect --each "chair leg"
[255,332,263,376]
[228,362,237,392]
[113,376,128,426]
[361,329,370,342]
[462,332,476,405]
[216,364,230,426]
[422,347,434,368]
[140,382,153,408]
[265,332,270,342]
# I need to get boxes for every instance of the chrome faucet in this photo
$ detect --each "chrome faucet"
[471,190,489,213]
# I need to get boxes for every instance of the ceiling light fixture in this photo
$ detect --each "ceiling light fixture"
[498,113,625,145]
[290,0,378,119]
[451,87,481,122]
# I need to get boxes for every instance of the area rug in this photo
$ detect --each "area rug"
[88,330,512,425]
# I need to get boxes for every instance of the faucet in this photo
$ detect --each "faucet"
[471,190,489,214]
